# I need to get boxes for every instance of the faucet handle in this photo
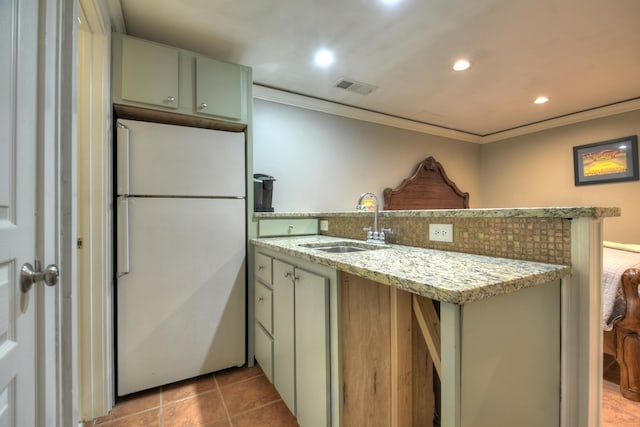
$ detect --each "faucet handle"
[362,227,373,240]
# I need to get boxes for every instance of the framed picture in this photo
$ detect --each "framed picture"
[573,135,639,186]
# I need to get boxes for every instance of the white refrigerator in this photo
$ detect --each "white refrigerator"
[115,119,246,396]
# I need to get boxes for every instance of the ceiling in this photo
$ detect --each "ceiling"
[107,0,640,139]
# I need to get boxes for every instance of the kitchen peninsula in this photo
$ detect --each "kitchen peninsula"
[250,207,619,427]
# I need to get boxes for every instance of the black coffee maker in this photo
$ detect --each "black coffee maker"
[253,173,276,212]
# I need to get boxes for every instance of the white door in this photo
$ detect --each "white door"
[0,0,67,425]
[0,0,40,425]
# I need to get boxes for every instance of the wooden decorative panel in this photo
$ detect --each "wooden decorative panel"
[383,156,469,210]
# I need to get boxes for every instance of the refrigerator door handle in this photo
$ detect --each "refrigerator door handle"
[116,120,130,195]
[117,197,130,276]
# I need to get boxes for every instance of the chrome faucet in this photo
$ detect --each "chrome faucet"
[356,192,390,244]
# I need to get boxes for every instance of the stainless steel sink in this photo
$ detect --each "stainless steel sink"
[316,245,367,253]
[299,241,389,253]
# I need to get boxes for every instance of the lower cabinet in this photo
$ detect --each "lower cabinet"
[340,271,561,427]
[254,248,335,427]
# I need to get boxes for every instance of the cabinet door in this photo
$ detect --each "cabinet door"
[295,268,330,427]
[121,36,179,109]
[195,56,246,122]
[273,259,296,415]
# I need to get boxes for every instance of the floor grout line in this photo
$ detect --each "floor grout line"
[215,375,234,427]
[229,398,284,418]
[159,386,163,427]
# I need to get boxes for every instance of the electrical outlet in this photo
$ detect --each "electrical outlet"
[429,224,453,242]
[320,220,329,232]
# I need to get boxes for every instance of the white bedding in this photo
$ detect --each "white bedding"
[603,241,640,331]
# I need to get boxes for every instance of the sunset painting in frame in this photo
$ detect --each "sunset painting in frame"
[573,135,638,186]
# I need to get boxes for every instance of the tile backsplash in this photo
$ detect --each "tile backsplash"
[319,215,571,265]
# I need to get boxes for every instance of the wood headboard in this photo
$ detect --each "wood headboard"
[383,156,469,210]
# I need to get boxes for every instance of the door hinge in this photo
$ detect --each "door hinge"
[77,237,83,249]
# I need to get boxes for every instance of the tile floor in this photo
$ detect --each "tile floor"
[83,365,297,427]
[85,358,639,426]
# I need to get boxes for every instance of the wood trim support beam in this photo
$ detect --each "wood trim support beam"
[391,288,413,427]
[412,295,441,377]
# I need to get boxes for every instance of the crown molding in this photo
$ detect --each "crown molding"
[482,98,640,143]
[252,85,483,144]
[253,84,640,145]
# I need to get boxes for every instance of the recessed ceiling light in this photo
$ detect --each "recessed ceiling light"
[452,59,471,71]
[380,0,401,5]
[534,96,549,104]
[314,49,334,68]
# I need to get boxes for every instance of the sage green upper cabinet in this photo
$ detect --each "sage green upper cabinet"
[112,34,251,127]
[195,56,248,122]
[120,36,179,109]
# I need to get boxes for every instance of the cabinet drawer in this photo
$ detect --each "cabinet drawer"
[255,323,274,382]
[255,252,272,284]
[255,281,273,334]
[258,218,319,237]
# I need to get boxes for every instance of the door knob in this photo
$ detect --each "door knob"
[20,261,60,293]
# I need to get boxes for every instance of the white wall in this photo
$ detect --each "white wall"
[480,109,640,243]
[253,99,482,212]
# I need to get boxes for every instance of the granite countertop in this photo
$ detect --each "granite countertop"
[253,206,620,219]
[251,235,571,304]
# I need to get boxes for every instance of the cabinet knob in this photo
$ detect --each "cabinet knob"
[284,271,299,281]
[166,96,176,103]
[198,102,208,110]
[257,296,264,302]
[258,265,264,271]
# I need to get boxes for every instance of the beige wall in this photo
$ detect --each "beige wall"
[254,99,639,242]
[480,109,640,243]
[254,99,482,212]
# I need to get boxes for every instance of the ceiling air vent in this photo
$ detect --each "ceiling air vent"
[334,78,377,95]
